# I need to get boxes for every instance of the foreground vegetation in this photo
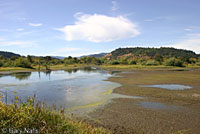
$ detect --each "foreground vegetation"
[0,95,109,134]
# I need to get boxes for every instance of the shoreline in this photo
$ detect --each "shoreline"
[0,64,94,74]
[0,64,199,73]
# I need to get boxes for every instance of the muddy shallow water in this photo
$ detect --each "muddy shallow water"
[89,70,200,134]
[139,101,182,111]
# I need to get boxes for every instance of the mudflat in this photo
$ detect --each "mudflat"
[89,69,200,134]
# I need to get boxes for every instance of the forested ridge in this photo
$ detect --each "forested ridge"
[0,51,20,58]
[108,47,199,59]
[103,47,200,67]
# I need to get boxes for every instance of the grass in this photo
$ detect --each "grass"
[0,96,110,134]
[0,67,34,72]
[100,64,200,70]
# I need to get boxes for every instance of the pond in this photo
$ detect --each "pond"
[139,84,192,90]
[0,67,141,115]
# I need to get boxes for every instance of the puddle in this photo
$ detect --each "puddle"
[139,101,180,111]
[139,84,192,90]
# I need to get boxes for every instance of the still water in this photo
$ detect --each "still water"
[0,67,123,114]
[139,84,192,90]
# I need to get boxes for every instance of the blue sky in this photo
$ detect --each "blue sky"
[0,0,200,56]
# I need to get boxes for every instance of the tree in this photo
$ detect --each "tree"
[129,60,137,65]
[15,57,32,68]
[145,60,159,66]
[36,57,42,70]
[164,58,184,67]
[111,60,120,65]
[10,56,18,61]
[154,53,163,64]
[27,55,33,63]
[44,56,52,70]
[0,60,3,67]
[0,55,5,60]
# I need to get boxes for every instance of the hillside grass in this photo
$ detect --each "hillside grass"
[0,96,110,134]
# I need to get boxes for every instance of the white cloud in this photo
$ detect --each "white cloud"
[58,13,140,42]
[0,41,36,48]
[16,28,24,31]
[144,16,174,22]
[183,26,200,32]
[169,34,200,54]
[111,1,119,11]
[184,28,192,31]
[28,23,43,27]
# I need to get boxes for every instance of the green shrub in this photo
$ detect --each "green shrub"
[129,60,137,65]
[120,60,128,64]
[164,58,176,66]
[196,62,200,66]
[15,58,32,68]
[0,61,3,67]
[111,60,120,65]
[2,60,15,67]
[164,58,184,67]
[145,60,159,66]
[174,59,184,67]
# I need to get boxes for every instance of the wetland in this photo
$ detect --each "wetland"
[1,67,200,133]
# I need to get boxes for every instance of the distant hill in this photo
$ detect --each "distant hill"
[51,56,66,59]
[0,51,20,58]
[81,53,108,58]
[105,47,199,60]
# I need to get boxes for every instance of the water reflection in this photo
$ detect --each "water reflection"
[64,67,98,74]
[0,67,122,115]
[0,72,31,80]
[64,69,79,74]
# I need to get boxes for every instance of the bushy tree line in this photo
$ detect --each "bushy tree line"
[100,55,200,67]
[0,56,32,68]
[0,55,63,69]
[0,55,104,69]
[0,49,200,69]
